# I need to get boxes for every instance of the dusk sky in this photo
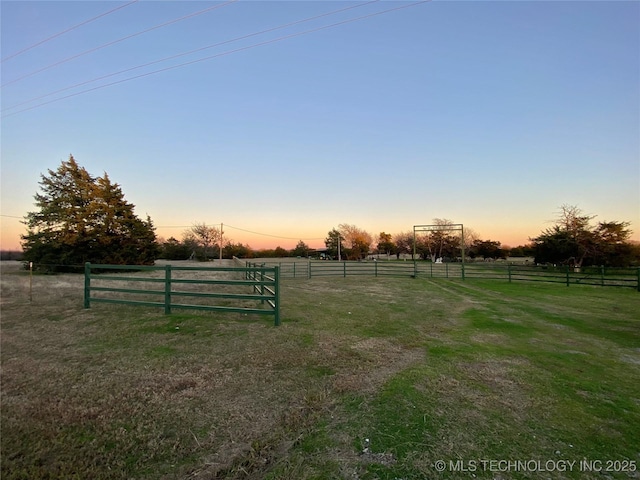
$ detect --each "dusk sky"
[1,0,639,251]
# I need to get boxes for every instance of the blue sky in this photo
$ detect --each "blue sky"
[1,0,639,250]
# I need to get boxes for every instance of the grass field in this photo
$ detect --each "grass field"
[1,260,639,479]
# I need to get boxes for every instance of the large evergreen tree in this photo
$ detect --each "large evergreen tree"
[22,155,160,269]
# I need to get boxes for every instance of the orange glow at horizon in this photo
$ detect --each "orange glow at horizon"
[1,220,540,253]
[3,218,638,253]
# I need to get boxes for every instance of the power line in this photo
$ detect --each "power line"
[155,223,324,241]
[2,0,379,113]
[2,1,431,118]
[0,216,323,241]
[224,224,325,241]
[1,0,140,63]
[1,0,238,88]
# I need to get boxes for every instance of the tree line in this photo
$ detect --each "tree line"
[161,212,640,268]
[19,158,640,269]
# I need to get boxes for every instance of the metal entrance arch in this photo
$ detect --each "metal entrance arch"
[413,223,465,267]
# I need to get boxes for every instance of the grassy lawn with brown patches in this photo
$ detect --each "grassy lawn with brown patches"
[1,261,639,479]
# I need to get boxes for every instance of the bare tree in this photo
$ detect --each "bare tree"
[393,231,414,259]
[462,227,480,257]
[187,223,220,261]
[555,205,596,267]
[555,204,596,236]
[420,218,455,262]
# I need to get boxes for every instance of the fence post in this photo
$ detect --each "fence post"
[343,261,346,278]
[293,262,296,278]
[461,262,465,281]
[637,268,640,292]
[508,264,512,283]
[261,264,266,304]
[566,265,570,287]
[375,260,378,277]
[29,262,33,303]
[164,264,172,314]
[414,261,418,278]
[274,266,280,326]
[446,263,449,278]
[84,262,91,308]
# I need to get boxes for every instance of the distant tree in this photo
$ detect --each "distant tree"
[532,205,636,267]
[324,228,343,260]
[416,233,459,261]
[594,221,630,243]
[181,231,199,259]
[532,227,581,266]
[22,155,159,270]
[591,221,636,267]
[507,244,535,257]
[187,223,220,261]
[338,224,373,260]
[253,247,286,258]
[0,251,24,261]
[377,232,395,257]
[224,242,253,259]
[274,246,288,258]
[393,231,414,259]
[291,240,310,257]
[415,218,460,261]
[469,239,506,260]
[161,237,191,260]
[462,227,480,258]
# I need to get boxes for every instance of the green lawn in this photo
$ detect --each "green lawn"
[2,262,639,479]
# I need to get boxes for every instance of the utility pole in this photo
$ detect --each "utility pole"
[220,223,223,260]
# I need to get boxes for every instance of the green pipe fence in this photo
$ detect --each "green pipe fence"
[84,263,280,326]
[245,260,640,291]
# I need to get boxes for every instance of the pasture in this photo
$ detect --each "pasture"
[1,260,639,479]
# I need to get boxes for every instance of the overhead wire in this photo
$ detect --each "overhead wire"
[224,224,325,241]
[155,223,325,241]
[1,0,140,63]
[2,0,380,113]
[1,216,323,242]
[1,0,239,88]
[2,0,431,118]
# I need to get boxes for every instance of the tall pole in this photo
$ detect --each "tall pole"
[461,224,465,264]
[220,223,223,260]
[412,227,417,277]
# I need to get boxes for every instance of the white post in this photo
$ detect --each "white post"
[29,261,33,303]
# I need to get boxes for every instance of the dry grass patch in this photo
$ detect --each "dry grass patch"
[2,263,639,480]
[1,264,426,479]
